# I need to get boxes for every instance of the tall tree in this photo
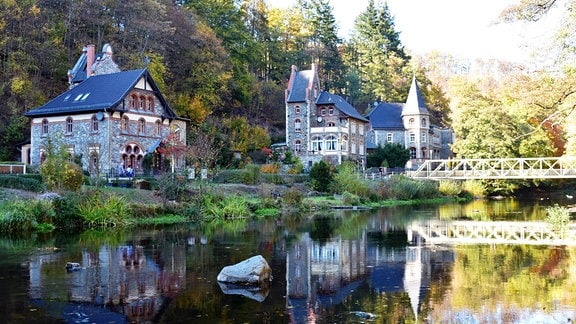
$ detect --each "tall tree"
[345,0,411,108]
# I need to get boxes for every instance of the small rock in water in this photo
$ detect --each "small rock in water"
[65,262,82,272]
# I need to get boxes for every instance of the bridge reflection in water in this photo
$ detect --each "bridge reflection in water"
[410,157,576,180]
[408,220,576,246]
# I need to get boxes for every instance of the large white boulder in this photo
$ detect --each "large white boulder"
[217,255,272,285]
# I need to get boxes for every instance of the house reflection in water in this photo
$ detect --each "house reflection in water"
[285,230,455,322]
[28,242,186,323]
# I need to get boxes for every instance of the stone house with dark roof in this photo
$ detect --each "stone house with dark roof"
[285,64,369,169]
[23,44,187,176]
[365,77,453,169]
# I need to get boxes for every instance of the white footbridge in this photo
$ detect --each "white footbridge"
[410,157,576,180]
[407,220,576,246]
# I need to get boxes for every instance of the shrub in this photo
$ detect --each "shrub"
[0,199,56,233]
[462,180,486,198]
[332,161,371,197]
[262,173,285,185]
[309,160,333,192]
[201,194,250,221]
[438,180,462,196]
[76,191,131,227]
[260,163,280,174]
[342,191,361,205]
[0,175,45,192]
[243,164,261,184]
[283,187,304,207]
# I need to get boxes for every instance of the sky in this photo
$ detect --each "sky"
[266,0,559,63]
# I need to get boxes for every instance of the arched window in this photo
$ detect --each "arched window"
[295,140,301,152]
[422,118,427,127]
[121,116,129,133]
[139,96,146,110]
[155,120,161,135]
[92,115,99,132]
[66,117,73,134]
[147,96,154,112]
[327,122,335,127]
[138,118,146,134]
[311,136,322,152]
[409,118,415,126]
[41,119,49,136]
[326,135,337,151]
[294,119,301,132]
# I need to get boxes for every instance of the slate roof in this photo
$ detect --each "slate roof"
[286,69,314,103]
[25,69,176,119]
[366,102,405,130]
[316,91,368,122]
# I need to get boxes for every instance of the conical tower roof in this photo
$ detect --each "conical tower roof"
[402,76,429,116]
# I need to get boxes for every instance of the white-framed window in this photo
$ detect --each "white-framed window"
[295,105,300,114]
[409,118,415,126]
[329,108,334,115]
[422,118,427,127]
[311,136,323,152]
[122,116,129,133]
[409,133,415,143]
[321,108,326,116]
[155,120,161,135]
[41,119,49,136]
[351,122,356,134]
[294,119,301,132]
[341,135,348,151]
[386,133,393,143]
[138,118,146,134]
[326,135,337,151]
[359,124,364,135]
[92,115,99,132]
[351,142,356,154]
[66,117,73,134]
[421,133,427,143]
[295,140,301,152]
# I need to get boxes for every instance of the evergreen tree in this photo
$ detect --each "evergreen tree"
[346,0,411,108]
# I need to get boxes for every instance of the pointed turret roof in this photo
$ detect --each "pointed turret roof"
[402,76,429,116]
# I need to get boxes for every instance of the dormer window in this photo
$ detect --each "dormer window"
[329,108,333,115]
[321,108,326,116]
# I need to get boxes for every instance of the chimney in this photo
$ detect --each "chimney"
[86,44,95,78]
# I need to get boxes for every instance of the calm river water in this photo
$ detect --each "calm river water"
[2,197,576,323]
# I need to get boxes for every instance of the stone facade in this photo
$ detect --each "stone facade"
[25,44,186,176]
[285,65,369,169]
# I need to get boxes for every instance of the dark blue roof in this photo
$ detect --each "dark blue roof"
[316,91,368,122]
[286,70,314,103]
[366,102,405,130]
[25,69,175,118]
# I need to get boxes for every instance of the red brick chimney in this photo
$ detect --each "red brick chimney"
[86,44,95,77]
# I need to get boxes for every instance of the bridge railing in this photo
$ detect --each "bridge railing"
[410,157,576,180]
[408,220,576,246]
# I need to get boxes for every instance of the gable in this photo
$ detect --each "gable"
[316,91,368,122]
